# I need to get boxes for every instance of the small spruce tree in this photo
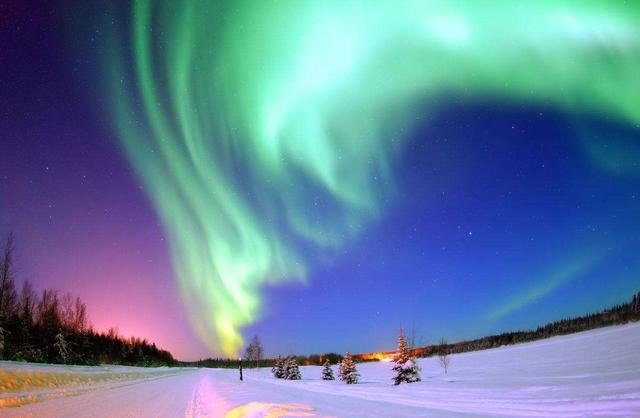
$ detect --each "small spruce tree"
[272,356,284,378]
[54,333,69,364]
[321,359,335,380]
[339,352,359,384]
[285,356,301,380]
[391,330,421,385]
[277,355,287,378]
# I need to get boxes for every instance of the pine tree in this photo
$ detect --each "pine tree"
[321,359,335,380]
[632,292,640,314]
[0,325,4,360]
[54,332,69,363]
[392,330,421,385]
[284,356,301,380]
[339,352,359,384]
[277,355,287,378]
[272,356,284,378]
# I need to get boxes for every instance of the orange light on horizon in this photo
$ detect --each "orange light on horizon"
[358,352,394,362]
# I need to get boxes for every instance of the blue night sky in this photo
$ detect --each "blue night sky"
[248,102,640,355]
[1,2,639,359]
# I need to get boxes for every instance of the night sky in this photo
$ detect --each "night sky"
[1,1,639,360]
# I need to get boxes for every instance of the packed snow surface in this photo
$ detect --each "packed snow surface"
[1,323,639,417]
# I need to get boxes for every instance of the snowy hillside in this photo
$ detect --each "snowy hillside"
[2,323,640,417]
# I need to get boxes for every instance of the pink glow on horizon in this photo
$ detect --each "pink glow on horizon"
[6,193,210,360]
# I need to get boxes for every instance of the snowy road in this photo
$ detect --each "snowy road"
[2,323,640,417]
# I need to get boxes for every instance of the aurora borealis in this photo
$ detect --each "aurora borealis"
[1,1,639,359]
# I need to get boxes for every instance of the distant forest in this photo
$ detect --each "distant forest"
[413,290,640,358]
[183,353,346,369]
[0,234,175,366]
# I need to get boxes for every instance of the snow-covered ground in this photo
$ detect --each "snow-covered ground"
[2,323,639,417]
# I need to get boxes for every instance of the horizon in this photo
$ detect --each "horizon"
[187,289,640,362]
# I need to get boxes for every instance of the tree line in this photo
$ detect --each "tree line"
[184,335,344,369]
[415,291,640,358]
[184,352,346,369]
[0,233,175,366]
[344,290,640,362]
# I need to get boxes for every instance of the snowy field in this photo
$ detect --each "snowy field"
[1,323,639,417]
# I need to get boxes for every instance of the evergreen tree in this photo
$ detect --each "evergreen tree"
[321,359,335,380]
[284,356,301,380]
[277,355,286,378]
[0,325,4,360]
[392,330,421,385]
[632,292,640,314]
[339,352,359,384]
[54,332,69,363]
[272,356,284,378]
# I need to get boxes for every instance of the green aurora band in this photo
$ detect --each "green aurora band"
[101,1,640,355]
